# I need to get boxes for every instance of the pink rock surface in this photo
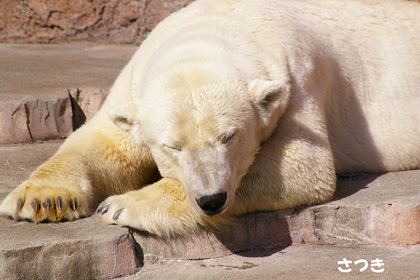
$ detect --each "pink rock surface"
[0,0,192,44]
[0,102,32,144]
[0,88,108,144]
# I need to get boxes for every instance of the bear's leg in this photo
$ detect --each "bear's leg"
[96,177,230,237]
[229,121,337,216]
[0,118,158,223]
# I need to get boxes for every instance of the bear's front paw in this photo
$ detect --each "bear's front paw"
[0,181,90,223]
[97,178,207,237]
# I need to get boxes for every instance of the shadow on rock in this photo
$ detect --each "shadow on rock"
[131,210,292,262]
[334,172,382,201]
[212,210,292,257]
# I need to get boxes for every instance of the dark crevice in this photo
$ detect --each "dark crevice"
[24,102,34,141]
[128,229,145,271]
[46,10,59,22]
[92,6,105,28]
[68,89,86,131]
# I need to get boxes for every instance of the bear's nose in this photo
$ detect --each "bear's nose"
[196,192,227,216]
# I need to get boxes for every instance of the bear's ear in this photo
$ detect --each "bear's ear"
[250,79,291,124]
[108,102,137,133]
[249,79,291,141]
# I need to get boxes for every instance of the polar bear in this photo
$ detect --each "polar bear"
[1,0,420,237]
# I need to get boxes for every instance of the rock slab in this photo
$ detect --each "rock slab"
[0,88,107,144]
[0,217,142,280]
[125,245,420,280]
[0,44,137,144]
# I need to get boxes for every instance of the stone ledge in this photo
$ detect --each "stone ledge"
[133,172,420,261]
[0,87,108,145]
[0,43,137,144]
[120,245,420,280]
[134,202,420,262]
[0,217,141,280]
[2,194,418,280]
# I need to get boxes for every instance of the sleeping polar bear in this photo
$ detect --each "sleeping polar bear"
[1,0,420,237]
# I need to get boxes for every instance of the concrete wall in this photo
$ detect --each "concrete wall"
[0,0,193,44]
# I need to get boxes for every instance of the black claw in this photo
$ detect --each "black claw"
[96,201,109,215]
[113,208,124,221]
[17,198,23,211]
[71,198,78,211]
[43,198,51,211]
[32,199,40,213]
[57,196,63,210]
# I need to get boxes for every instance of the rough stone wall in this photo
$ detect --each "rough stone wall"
[1,0,419,44]
[2,0,420,44]
[0,0,193,44]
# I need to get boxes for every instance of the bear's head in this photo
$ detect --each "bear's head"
[109,64,290,216]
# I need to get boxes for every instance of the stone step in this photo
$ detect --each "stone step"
[0,44,137,144]
[1,141,419,279]
[0,87,109,144]
[118,245,420,280]
[134,171,420,261]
